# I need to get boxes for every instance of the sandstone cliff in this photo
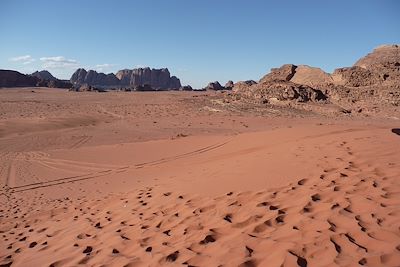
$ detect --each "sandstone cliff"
[71,67,181,90]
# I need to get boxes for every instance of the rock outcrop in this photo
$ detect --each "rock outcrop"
[224,80,234,90]
[31,70,57,81]
[260,64,297,82]
[290,65,333,87]
[180,85,193,91]
[329,45,400,88]
[355,44,400,69]
[204,81,224,90]
[232,44,400,117]
[235,80,327,103]
[71,67,182,90]
[259,64,333,87]
[0,70,38,87]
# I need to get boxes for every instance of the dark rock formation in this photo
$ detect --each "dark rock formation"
[31,70,57,81]
[224,80,234,90]
[0,70,38,87]
[71,67,181,90]
[0,69,72,89]
[205,81,224,90]
[180,85,193,91]
[70,83,107,92]
[134,84,153,91]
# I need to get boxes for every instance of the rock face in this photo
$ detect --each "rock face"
[71,67,182,90]
[0,70,38,87]
[31,70,57,81]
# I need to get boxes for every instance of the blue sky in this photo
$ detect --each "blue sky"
[0,0,399,88]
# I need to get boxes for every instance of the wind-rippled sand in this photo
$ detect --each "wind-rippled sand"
[0,88,399,267]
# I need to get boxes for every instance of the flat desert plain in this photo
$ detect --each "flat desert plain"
[0,88,399,267]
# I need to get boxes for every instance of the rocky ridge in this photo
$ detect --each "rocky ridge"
[229,44,400,117]
[0,70,72,89]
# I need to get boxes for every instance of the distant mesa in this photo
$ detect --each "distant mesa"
[70,67,182,90]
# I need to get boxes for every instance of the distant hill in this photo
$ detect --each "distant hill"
[0,69,72,88]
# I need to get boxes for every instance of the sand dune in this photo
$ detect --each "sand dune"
[0,89,399,266]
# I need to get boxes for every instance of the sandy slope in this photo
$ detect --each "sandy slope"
[0,88,399,267]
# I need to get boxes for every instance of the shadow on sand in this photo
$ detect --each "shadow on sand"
[391,129,400,136]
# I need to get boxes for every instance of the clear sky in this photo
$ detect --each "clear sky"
[0,0,399,88]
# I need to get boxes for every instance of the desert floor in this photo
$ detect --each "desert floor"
[0,88,399,267]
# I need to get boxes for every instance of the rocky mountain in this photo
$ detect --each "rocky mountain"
[0,70,38,87]
[31,70,57,81]
[70,67,181,90]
